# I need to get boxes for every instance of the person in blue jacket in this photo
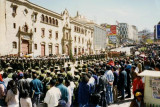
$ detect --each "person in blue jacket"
[78,74,90,107]
[30,73,43,107]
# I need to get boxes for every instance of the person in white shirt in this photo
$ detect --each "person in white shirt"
[65,80,72,107]
[44,79,61,107]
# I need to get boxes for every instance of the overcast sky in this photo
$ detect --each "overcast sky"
[30,0,160,32]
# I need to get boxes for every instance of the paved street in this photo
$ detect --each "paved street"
[109,97,133,107]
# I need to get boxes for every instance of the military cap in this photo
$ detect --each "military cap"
[36,70,41,75]
[50,72,55,77]
[35,66,39,70]
[78,68,82,71]
[67,72,72,76]
[40,74,46,78]
[45,77,51,82]
[8,73,13,78]
[74,69,78,73]
[7,67,13,70]
[74,75,80,81]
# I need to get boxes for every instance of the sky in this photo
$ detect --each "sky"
[30,0,160,32]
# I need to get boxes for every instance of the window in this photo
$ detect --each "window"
[32,12,37,22]
[34,28,36,32]
[24,9,28,15]
[12,6,17,14]
[79,37,80,43]
[41,28,45,37]
[41,14,44,22]
[49,30,52,38]
[55,32,58,39]
[82,38,84,44]
[34,44,37,50]
[12,42,17,49]
[55,45,59,55]
[66,33,68,39]
[24,25,28,32]
[74,36,76,42]
[45,16,48,23]
[74,26,76,32]
[52,18,55,25]
[13,23,16,29]
[49,45,52,54]
[49,17,52,24]
[55,19,58,26]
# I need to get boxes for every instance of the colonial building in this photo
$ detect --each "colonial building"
[0,0,94,57]
[72,13,107,54]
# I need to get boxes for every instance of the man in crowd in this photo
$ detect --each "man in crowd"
[30,73,43,107]
[44,79,61,107]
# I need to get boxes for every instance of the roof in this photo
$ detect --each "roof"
[138,70,160,77]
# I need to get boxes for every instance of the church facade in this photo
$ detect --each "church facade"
[0,0,94,57]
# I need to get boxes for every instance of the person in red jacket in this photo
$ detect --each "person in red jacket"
[132,74,144,95]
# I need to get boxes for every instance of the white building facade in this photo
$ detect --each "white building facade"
[128,25,138,42]
[0,0,94,57]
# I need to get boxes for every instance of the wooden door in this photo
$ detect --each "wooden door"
[41,44,45,56]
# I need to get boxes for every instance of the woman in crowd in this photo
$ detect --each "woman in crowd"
[5,80,19,107]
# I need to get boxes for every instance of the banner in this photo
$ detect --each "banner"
[107,25,117,35]
[156,25,160,39]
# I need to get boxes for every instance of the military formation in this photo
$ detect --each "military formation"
[1,44,160,107]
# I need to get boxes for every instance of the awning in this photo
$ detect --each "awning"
[138,70,160,77]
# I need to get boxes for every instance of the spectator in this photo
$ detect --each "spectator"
[5,80,19,107]
[118,65,127,100]
[130,92,145,107]
[112,66,119,103]
[0,74,6,106]
[78,75,90,107]
[132,74,144,95]
[44,79,61,107]
[104,65,114,104]
[30,74,43,107]
[57,76,69,106]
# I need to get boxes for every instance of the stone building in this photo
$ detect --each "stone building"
[0,0,94,57]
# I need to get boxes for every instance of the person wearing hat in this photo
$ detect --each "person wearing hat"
[130,92,145,107]
[44,79,61,107]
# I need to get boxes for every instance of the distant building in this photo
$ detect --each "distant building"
[138,29,152,43]
[101,23,119,47]
[74,13,107,54]
[118,23,129,39]
[128,25,138,42]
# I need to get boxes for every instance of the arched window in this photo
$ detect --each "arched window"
[49,17,51,24]
[52,18,55,25]
[55,19,58,26]
[41,14,44,22]
[24,25,28,32]
[45,16,48,23]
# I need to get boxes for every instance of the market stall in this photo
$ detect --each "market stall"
[139,70,160,107]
